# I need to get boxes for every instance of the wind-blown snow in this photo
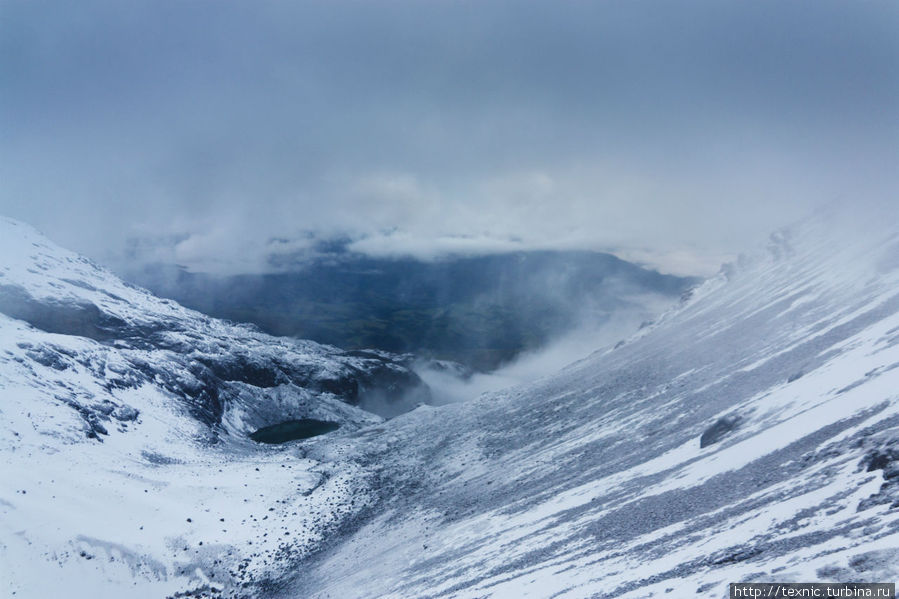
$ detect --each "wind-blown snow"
[286,207,899,598]
[4,207,899,598]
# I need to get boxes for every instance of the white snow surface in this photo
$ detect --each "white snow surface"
[0,217,420,597]
[4,207,899,598]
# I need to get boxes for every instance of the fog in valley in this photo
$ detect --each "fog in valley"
[2,2,898,598]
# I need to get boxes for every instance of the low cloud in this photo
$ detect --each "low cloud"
[417,292,675,405]
[1,1,896,277]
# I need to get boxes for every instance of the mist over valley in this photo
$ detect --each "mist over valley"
[2,1,897,597]
[126,250,696,374]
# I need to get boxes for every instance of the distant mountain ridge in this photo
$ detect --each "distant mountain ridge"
[128,250,697,371]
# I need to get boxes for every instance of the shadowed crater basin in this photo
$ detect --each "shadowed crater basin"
[249,419,340,444]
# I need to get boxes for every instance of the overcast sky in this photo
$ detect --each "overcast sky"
[2,0,897,276]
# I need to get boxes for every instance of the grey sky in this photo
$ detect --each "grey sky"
[2,0,897,275]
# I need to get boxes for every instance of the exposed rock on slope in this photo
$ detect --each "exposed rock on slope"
[5,207,899,598]
[0,217,428,597]
[281,207,899,598]
[0,217,429,437]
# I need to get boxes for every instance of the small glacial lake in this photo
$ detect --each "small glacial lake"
[249,419,340,444]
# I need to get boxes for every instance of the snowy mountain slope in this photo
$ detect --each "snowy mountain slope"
[5,208,899,599]
[275,208,899,598]
[0,217,430,597]
[0,217,431,432]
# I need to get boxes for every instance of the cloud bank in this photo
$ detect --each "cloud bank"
[1,0,897,275]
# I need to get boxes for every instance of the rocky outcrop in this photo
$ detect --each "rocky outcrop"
[0,218,431,441]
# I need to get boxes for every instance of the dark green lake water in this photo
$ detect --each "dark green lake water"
[249,419,340,444]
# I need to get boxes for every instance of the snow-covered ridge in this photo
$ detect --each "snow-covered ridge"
[0,216,429,597]
[285,207,899,598]
[0,216,430,437]
[5,207,899,598]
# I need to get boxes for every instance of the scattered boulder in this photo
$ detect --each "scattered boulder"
[700,415,742,448]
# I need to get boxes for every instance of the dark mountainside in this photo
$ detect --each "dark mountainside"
[127,251,696,371]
